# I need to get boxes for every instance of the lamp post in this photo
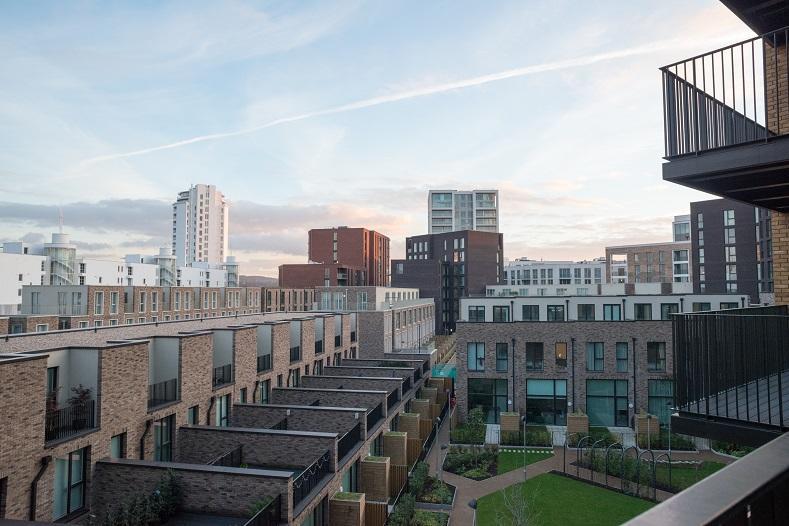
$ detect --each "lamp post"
[521,415,527,482]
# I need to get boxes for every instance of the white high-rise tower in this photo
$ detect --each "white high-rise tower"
[172,184,229,266]
[428,189,499,233]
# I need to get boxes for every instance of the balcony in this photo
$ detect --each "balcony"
[257,354,272,373]
[660,27,789,210]
[366,403,384,435]
[148,378,178,409]
[289,346,301,363]
[244,494,282,526]
[387,390,400,411]
[337,422,362,463]
[672,305,789,445]
[45,399,96,442]
[292,450,332,509]
[212,364,233,388]
[314,340,323,354]
[402,376,412,392]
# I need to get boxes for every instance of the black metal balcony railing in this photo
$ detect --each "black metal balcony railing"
[257,354,272,373]
[244,494,282,526]
[209,445,242,467]
[213,364,233,387]
[661,26,789,158]
[414,368,422,383]
[673,306,789,433]
[387,390,400,411]
[271,418,288,430]
[422,361,429,374]
[402,376,412,392]
[292,450,331,508]
[45,400,96,442]
[337,422,362,462]
[290,345,301,363]
[334,335,341,348]
[366,403,384,434]
[315,340,323,354]
[148,378,178,409]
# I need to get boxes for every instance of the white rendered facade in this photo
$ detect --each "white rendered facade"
[172,184,229,266]
[428,189,499,233]
[503,258,605,288]
[0,251,47,314]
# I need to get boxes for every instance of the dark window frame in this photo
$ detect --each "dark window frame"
[495,343,508,372]
[521,305,539,321]
[525,342,544,371]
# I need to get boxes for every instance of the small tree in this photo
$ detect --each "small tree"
[496,484,539,526]
[467,407,486,428]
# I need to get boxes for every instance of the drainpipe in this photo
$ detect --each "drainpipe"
[622,298,627,320]
[139,419,152,459]
[632,337,638,425]
[206,395,216,425]
[565,299,569,321]
[511,338,516,412]
[679,297,685,313]
[29,455,51,521]
[571,338,576,409]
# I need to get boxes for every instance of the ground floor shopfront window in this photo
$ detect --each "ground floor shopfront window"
[525,379,567,425]
[467,378,508,423]
[586,379,629,427]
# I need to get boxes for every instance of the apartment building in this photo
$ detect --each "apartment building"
[172,184,229,266]
[672,214,690,242]
[428,189,499,233]
[502,258,605,288]
[314,287,436,356]
[392,230,503,334]
[263,288,316,313]
[0,312,442,525]
[605,240,691,284]
[0,249,47,315]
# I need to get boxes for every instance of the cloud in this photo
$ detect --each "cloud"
[76,33,727,168]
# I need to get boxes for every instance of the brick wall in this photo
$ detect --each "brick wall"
[765,39,789,135]
[0,317,8,335]
[232,404,364,436]
[271,387,385,415]
[301,375,401,400]
[772,211,789,305]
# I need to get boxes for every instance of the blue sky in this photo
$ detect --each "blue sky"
[0,1,754,276]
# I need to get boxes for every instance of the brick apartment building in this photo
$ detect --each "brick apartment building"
[279,227,390,288]
[0,312,446,525]
[391,230,503,334]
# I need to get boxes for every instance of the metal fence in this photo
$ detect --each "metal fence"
[338,422,362,462]
[243,494,282,526]
[366,403,384,434]
[148,378,178,409]
[45,399,96,442]
[292,450,331,508]
[257,354,272,373]
[212,364,233,387]
[209,445,242,467]
[661,26,789,158]
[387,390,400,411]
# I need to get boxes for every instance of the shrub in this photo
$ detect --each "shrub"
[500,426,551,446]
[248,496,274,516]
[409,462,429,497]
[100,469,182,526]
[461,467,491,480]
[450,424,485,444]
[412,510,450,526]
[568,426,618,447]
[637,431,695,450]
[389,494,416,526]
[712,440,754,458]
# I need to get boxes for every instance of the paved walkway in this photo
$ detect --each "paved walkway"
[423,414,735,525]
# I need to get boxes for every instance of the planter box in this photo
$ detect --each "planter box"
[567,414,589,434]
[415,481,456,511]
[330,492,365,526]
[636,414,660,436]
[500,412,520,432]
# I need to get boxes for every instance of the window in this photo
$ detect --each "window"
[187,405,199,425]
[151,291,158,312]
[468,306,485,322]
[692,302,711,312]
[154,414,174,461]
[526,379,567,425]
[698,248,705,264]
[467,378,508,424]
[139,291,146,313]
[36,323,49,332]
[603,304,621,321]
[698,229,704,247]
[586,379,629,427]
[634,303,652,320]
[725,246,737,263]
[647,342,666,371]
[657,303,678,320]
[215,394,230,427]
[546,305,565,321]
[341,459,360,492]
[0,476,6,519]
[723,209,735,226]
[577,304,595,321]
[616,342,628,372]
[239,388,247,404]
[259,379,271,404]
[725,228,736,244]
[555,342,567,368]
[94,291,104,315]
[648,380,674,426]
[586,342,604,371]
[53,447,88,520]
[495,343,508,371]
[720,302,740,310]
[467,342,485,371]
[371,432,384,457]
[726,264,737,281]
[110,433,126,459]
[493,306,510,322]
[525,343,544,371]
[110,291,118,314]
[522,305,539,321]
[47,366,59,397]
[697,212,704,229]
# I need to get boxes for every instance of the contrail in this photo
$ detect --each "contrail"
[76,36,699,167]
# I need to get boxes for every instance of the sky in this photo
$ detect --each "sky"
[0,1,755,276]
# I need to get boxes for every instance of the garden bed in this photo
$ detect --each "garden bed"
[636,431,696,451]
[500,424,553,446]
[443,445,554,481]
[566,426,619,448]
[410,462,456,508]
[711,440,755,458]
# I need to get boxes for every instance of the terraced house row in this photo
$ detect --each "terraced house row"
[0,310,448,525]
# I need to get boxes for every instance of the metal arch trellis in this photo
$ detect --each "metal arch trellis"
[588,438,608,483]
[621,446,639,495]
[575,435,593,478]
[655,452,672,492]
[636,449,657,501]
[563,432,583,474]
[604,442,623,488]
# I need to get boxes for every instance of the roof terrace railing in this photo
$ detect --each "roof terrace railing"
[292,450,332,508]
[661,26,789,158]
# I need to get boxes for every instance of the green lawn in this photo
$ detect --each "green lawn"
[497,450,554,474]
[477,473,655,526]
[654,461,726,492]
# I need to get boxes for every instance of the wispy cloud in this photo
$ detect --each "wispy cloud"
[76,34,723,168]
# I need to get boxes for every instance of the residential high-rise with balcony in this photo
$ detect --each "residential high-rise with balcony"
[428,189,499,233]
[172,184,229,266]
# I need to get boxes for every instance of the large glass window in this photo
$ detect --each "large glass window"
[53,447,87,520]
[555,342,567,368]
[647,342,666,371]
[110,433,126,459]
[648,380,674,426]
[577,304,595,321]
[586,342,604,371]
[616,342,628,372]
[467,306,485,322]
[215,394,230,427]
[603,304,621,321]
[526,379,567,425]
[495,343,508,372]
[187,405,199,425]
[467,378,508,424]
[547,305,565,321]
[525,343,544,371]
[467,342,485,371]
[522,305,539,321]
[660,303,678,320]
[586,379,628,427]
[692,302,711,312]
[154,414,174,461]
[634,303,652,320]
[341,459,360,492]
[493,306,510,322]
